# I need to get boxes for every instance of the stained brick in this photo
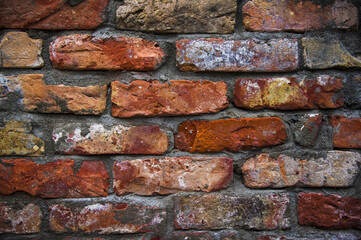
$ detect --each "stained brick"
[0,159,109,198]
[0,203,42,234]
[177,38,298,72]
[53,123,168,155]
[175,194,290,230]
[241,151,360,188]
[0,0,109,29]
[298,193,361,230]
[0,32,43,68]
[49,202,166,233]
[111,80,228,117]
[113,157,233,195]
[50,34,165,71]
[233,76,343,110]
[302,38,361,69]
[116,0,236,33]
[243,0,358,32]
[329,115,361,148]
[294,114,322,147]
[0,120,44,156]
[175,118,287,153]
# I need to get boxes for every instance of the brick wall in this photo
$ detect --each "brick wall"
[0,0,360,239]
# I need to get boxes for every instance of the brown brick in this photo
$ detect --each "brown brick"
[233,76,343,110]
[177,38,298,72]
[243,0,358,32]
[50,34,165,71]
[53,123,168,155]
[241,151,360,188]
[0,0,109,29]
[302,38,361,69]
[0,120,44,156]
[0,159,109,198]
[116,0,236,33]
[175,118,287,153]
[113,157,233,195]
[175,194,290,230]
[111,80,228,117]
[0,32,43,68]
[49,202,166,233]
[298,193,361,230]
[330,115,361,148]
[0,203,42,234]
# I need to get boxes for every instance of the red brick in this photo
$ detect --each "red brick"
[0,0,109,29]
[298,193,361,229]
[329,115,361,148]
[233,76,343,110]
[50,34,165,71]
[0,159,109,198]
[0,203,42,233]
[0,32,43,68]
[243,0,358,32]
[111,80,228,117]
[175,194,290,230]
[175,118,287,152]
[53,123,168,155]
[49,202,166,233]
[113,157,233,195]
[177,38,298,72]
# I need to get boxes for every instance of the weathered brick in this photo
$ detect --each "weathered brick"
[302,38,361,69]
[175,194,290,230]
[113,157,233,195]
[345,75,361,108]
[53,123,168,155]
[111,80,228,117]
[0,32,43,68]
[0,159,109,198]
[50,202,166,233]
[50,34,165,71]
[258,234,361,240]
[0,203,42,234]
[298,193,361,230]
[243,0,358,32]
[0,120,44,156]
[294,114,322,147]
[330,115,361,148]
[241,151,360,188]
[175,118,287,153]
[177,38,298,72]
[116,0,236,33]
[0,0,109,29]
[234,76,343,110]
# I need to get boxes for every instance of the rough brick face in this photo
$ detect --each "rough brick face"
[175,194,290,230]
[0,120,44,156]
[116,0,236,33]
[50,203,166,233]
[243,0,358,32]
[50,34,165,71]
[0,159,109,198]
[294,114,322,147]
[111,80,228,117]
[298,193,361,230]
[0,0,109,29]
[113,157,233,195]
[0,203,42,234]
[330,115,361,148]
[177,38,298,72]
[53,123,168,155]
[241,151,360,188]
[175,118,287,152]
[0,32,43,68]
[233,76,343,110]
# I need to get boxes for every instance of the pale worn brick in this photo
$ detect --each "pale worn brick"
[330,115,361,148]
[111,80,228,117]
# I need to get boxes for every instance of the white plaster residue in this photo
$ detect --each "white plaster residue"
[83,203,110,212]
[244,80,260,92]
[275,77,291,86]
[67,127,83,142]
[53,132,63,143]
[308,113,320,118]
[317,75,329,86]
[178,175,186,189]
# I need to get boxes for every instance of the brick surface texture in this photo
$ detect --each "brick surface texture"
[1,0,361,238]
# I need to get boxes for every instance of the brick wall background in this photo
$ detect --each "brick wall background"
[0,0,360,239]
